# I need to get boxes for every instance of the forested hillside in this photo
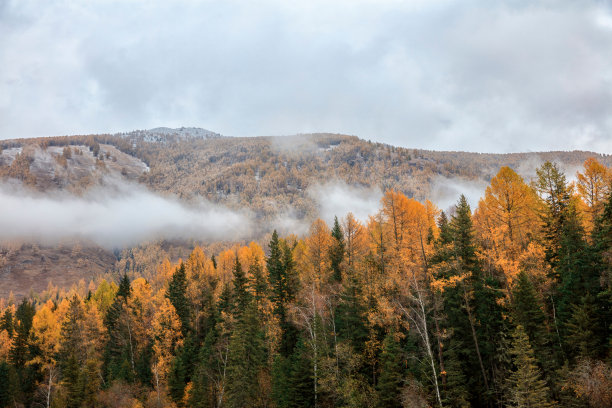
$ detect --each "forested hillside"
[2,129,611,218]
[1,159,611,407]
[2,130,611,299]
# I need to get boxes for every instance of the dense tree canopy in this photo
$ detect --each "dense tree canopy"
[0,158,610,407]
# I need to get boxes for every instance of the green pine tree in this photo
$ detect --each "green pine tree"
[167,262,191,336]
[506,325,555,408]
[58,295,86,408]
[376,332,404,408]
[225,302,267,408]
[441,338,471,408]
[329,216,345,282]
[565,294,601,360]
[0,308,13,338]
[511,271,555,373]
[103,274,133,383]
[267,231,299,356]
[232,255,250,315]
[9,299,35,368]
[534,161,571,269]
[335,274,368,354]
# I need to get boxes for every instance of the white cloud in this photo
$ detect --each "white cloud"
[0,180,251,248]
[308,181,383,225]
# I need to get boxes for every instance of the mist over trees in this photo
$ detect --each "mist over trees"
[0,158,611,407]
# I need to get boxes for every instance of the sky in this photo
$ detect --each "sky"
[1,0,611,153]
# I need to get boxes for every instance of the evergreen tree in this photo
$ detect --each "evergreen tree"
[556,203,598,326]
[168,353,187,403]
[506,325,554,408]
[376,332,404,408]
[0,361,17,408]
[534,161,571,268]
[335,274,368,354]
[438,195,505,405]
[189,320,221,408]
[511,272,555,373]
[0,309,13,338]
[9,299,35,367]
[441,339,471,408]
[267,231,298,356]
[250,257,268,307]
[565,294,602,360]
[289,338,315,408]
[225,302,267,407]
[167,262,191,336]
[58,295,86,408]
[329,216,346,282]
[232,256,250,315]
[103,274,133,383]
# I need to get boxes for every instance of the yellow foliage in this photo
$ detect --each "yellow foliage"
[474,166,542,289]
[0,329,12,361]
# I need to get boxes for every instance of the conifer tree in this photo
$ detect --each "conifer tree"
[288,338,315,408]
[441,339,471,408]
[232,256,250,315]
[9,299,35,368]
[250,257,268,307]
[0,308,13,338]
[506,325,555,408]
[511,272,555,373]
[226,302,267,407]
[103,274,133,383]
[167,262,191,336]
[58,295,86,408]
[556,203,597,326]
[376,332,404,408]
[267,231,298,356]
[565,294,602,360]
[335,274,368,354]
[534,161,571,268]
[330,216,346,282]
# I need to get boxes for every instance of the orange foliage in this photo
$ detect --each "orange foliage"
[474,166,542,288]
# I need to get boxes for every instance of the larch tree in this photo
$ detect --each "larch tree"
[474,166,542,289]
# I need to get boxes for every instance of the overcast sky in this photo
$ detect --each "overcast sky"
[1,0,611,153]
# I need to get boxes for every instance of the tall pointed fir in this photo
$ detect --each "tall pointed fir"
[103,273,133,383]
[167,262,191,337]
[506,325,555,408]
[329,216,346,282]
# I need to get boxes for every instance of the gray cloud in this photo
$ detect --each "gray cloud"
[1,0,611,153]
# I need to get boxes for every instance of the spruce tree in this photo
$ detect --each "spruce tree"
[0,308,13,338]
[565,294,601,360]
[511,272,554,373]
[58,295,86,408]
[376,332,404,408]
[167,262,191,336]
[534,161,571,268]
[506,325,554,408]
[250,257,268,307]
[0,361,15,408]
[9,299,35,368]
[232,256,250,315]
[441,339,471,408]
[329,216,345,282]
[225,302,267,408]
[556,203,597,327]
[103,274,132,383]
[267,231,298,356]
[335,274,368,354]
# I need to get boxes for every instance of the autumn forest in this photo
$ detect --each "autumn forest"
[0,157,611,408]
